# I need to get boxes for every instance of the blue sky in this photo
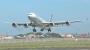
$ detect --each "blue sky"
[0,0,90,35]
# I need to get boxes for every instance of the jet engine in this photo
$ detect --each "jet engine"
[49,23,55,26]
[66,21,70,26]
[24,24,28,28]
[12,23,17,27]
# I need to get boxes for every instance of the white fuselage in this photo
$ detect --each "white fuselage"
[28,13,50,30]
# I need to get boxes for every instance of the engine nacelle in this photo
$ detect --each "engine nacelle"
[49,23,55,26]
[12,23,17,27]
[24,24,28,28]
[66,22,70,26]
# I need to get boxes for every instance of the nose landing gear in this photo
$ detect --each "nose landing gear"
[33,26,37,32]
[33,28,36,32]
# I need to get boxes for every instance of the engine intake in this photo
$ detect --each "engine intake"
[66,22,70,26]
[12,23,17,27]
[24,24,28,28]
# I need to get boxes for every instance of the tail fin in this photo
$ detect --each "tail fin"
[49,14,53,22]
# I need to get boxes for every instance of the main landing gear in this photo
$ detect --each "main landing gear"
[40,28,51,32]
[33,27,51,32]
[48,28,51,32]
[40,29,44,31]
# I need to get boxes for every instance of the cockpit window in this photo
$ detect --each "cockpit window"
[30,14,32,15]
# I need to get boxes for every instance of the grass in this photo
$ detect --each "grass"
[0,40,90,49]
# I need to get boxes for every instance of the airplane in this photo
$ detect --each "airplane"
[12,13,81,32]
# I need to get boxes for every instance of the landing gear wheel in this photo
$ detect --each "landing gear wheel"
[40,29,44,31]
[48,28,51,32]
[33,29,36,32]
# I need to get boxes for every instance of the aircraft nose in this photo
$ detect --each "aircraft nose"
[28,13,36,17]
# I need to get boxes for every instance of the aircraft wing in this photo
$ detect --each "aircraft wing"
[55,20,81,25]
[12,20,81,28]
[12,22,35,28]
[43,20,81,27]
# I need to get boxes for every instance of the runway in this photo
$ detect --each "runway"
[0,38,90,43]
[2,47,90,50]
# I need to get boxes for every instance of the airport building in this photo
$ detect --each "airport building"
[0,34,6,39]
[60,34,74,38]
[74,33,90,38]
